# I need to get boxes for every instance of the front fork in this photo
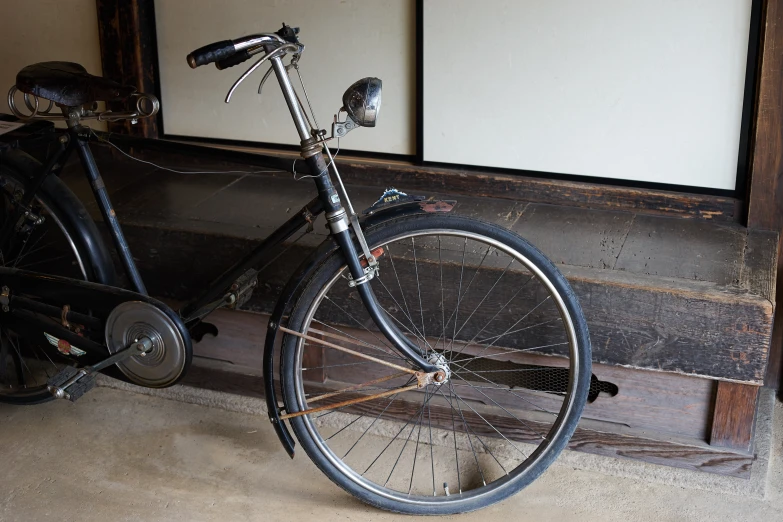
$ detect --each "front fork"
[298,138,439,374]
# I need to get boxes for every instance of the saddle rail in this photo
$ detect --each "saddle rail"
[7,85,159,125]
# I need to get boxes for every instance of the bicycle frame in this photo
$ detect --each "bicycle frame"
[1,40,444,454]
[1,54,440,374]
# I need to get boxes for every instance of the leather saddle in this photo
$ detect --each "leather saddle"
[15,62,136,107]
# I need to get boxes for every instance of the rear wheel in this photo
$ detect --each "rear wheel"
[0,151,109,404]
[282,214,591,514]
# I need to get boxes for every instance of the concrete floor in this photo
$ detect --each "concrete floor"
[1,387,781,522]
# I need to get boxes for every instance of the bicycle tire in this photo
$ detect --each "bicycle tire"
[281,214,591,515]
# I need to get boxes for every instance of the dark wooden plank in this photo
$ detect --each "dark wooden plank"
[91,139,741,223]
[185,305,716,442]
[566,266,772,384]
[512,204,635,269]
[741,229,779,300]
[96,0,160,138]
[117,219,773,383]
[614,215,746,286]
[710,381,760,453]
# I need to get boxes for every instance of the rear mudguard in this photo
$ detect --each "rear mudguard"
[263,198,455,457]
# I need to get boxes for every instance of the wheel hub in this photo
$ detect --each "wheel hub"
[427,352,451,386]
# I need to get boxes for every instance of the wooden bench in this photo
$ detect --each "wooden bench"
[51,142,778,478]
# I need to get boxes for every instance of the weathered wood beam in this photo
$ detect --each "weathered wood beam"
[115,222,774,384]
[747,0,783,390]
[710,381,760,453]
[95,0,160,138]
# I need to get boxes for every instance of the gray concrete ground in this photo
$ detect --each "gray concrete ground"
[1,387,781,522]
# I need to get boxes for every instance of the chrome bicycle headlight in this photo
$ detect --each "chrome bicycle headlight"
[342,77,382,127]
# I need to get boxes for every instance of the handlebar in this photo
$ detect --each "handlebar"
[187,24,301,69]
[186,40,236,68]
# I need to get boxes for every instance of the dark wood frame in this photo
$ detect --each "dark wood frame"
[747,0,783,392]
[95,0,161,138]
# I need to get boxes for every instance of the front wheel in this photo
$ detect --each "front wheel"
[281,214,591,515]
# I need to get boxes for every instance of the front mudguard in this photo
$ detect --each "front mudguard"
[262,198,455,457]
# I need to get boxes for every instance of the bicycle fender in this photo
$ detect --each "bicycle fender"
[262,197,456,457]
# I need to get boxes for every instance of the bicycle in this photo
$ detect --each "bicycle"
[0,24,591,515]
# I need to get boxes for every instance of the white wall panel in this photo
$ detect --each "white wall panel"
[422,0,753,190]
[155,0,415,155]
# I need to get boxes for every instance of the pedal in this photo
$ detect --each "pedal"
[46,366,96,402]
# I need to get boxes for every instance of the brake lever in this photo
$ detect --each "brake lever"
[224,43,301,103]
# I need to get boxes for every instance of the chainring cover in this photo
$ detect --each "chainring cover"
[104,301,189,388]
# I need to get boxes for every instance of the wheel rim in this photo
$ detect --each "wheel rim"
[291,227,582,507]
[0,172,88,400]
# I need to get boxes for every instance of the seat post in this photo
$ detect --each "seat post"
[70,126,148,295]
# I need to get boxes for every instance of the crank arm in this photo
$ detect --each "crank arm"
[48,337,153,400]
[90,337,153,373]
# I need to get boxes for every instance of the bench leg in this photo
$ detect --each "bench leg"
[709,381,760,453]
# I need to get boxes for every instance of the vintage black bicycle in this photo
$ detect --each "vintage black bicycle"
[0,25,591,515]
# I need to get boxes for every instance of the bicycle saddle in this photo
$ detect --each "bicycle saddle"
[15,62,136,107]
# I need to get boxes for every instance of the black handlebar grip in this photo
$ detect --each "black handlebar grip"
[187,40,236,69]
[215,49,253,70]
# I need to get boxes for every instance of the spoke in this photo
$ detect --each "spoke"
[384,402,425,487]
[474,318,560,345]
[306,372,409,404]
[450,238,469,356]
[28,344,53,380]
[449,357,560,417]
[428,384,436,496]
[364,390,436,476]
[384,243,422,349]
[460,367,565,374]
[447,243,494,354]
[279,327,416,375]
[407,388,429,494]
[447,274,535,361]
[456,341,570,365]
[303,360,387,371]
[456,295,553,364]
[377,303,435,353]
[438,236,446,353]
[411,237,428,356]
[451,373,545,441]
[436,385,492,482]
[448,379,463,494]
[323,295,397,353]
[341,378,416,458]
[449,384,525,466]
[450,259,514,344]
[308,324,406,362]
[11,235,55,267]
[8,333,37,387]
[375,276,433,352]
[12,229,48,269]
[312,319,404,361]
